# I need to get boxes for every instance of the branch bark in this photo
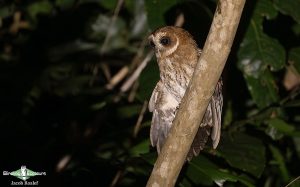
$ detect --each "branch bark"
[146,0,246,186]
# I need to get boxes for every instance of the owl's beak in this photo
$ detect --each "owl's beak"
[148,35,161,58]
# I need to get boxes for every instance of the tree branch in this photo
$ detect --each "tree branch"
[146,0,246,186]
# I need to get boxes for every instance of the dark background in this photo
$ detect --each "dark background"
[1,0,300,186]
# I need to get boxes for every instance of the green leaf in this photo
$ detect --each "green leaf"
[187,155,255,187]
[27,1,53,20]
[273,0,300,24]
[90,14,127,52]
[284,99,300,108]
[223,101,233,128]
[242,72,279,109]
[237,0,285,108]
[0,6,14,18]
[238,20,285,75]
[289,47,300,74]
[117,105,141,118]
[184,162,213,186]
[137,59,159,101]
[293,137,300,158]
[292,24,300,36]
[269,145,290,182]
[90,102,106,110]
[178,178,196,187]
[100,0,118,10]
[253,0,278,21]
[145,0,181,29]
[266,118,295,140]
[129,139,150,157]
[268,118,295,134]
[267,118,300,138]
[218,133,266,178]
[140,152,157,165]
[55,0,75,9]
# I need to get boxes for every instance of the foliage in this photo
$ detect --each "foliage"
[0,0,300,186]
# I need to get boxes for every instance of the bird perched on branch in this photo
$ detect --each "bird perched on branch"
[148,26,223,161]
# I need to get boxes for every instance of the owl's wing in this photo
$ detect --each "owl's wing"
[149,83,160,112]
[149,82,178,153]
[210,80,223,148]
[187,79,223,160]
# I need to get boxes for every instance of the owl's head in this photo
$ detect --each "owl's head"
[148,26,198,59]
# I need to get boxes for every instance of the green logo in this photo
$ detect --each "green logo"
[3,166,46,181]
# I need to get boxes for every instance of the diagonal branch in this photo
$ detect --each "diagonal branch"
[146,0,246,186]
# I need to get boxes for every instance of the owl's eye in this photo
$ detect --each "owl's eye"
[160,37,170,46]
[149,40,155,48]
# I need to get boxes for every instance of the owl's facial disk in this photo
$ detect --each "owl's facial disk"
[148,32,179,58]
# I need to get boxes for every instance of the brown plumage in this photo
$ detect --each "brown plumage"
[148,26,223,161]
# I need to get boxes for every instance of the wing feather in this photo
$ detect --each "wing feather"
[187,126,211,161]
[211,80,223,149]
[149,82,161,112]
[188,79,223,159]
[149,83,178,153]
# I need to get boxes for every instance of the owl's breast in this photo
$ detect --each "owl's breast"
[158,58,194,101]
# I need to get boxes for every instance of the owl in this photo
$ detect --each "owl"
[148,26,223,161]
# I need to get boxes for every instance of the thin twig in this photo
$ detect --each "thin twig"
[100,0,124,54]
[106,66,129,90]
[120,51,153,92]
[9,11,29,34]
[129,37,149,70]
[56,154,72,172]
[89,64,99,86]
[174,13,185,27]
[284,176,300,187]
[128,81,139,102]
[133,100,148,137]
[109,170,123,187]
[100,63,112,81]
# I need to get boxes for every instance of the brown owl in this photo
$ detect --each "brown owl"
[148,26,223,161]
